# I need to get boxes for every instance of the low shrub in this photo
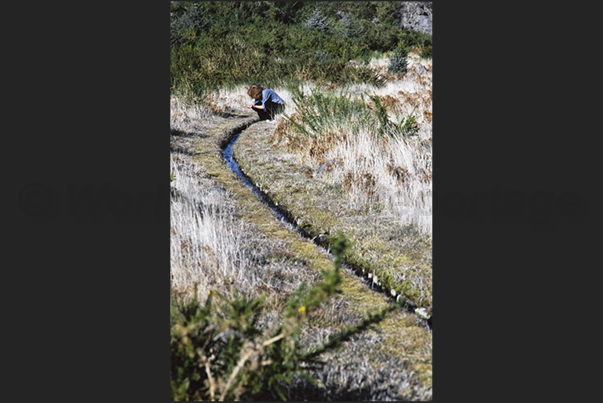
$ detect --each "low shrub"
[303,8,332,32]
[419,45,433,59]
[387,42,409,75]
[284,85,419,143]
[169,2,432,97]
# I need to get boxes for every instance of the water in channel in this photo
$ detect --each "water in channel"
[223,130,297,232]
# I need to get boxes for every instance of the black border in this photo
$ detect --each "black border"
[7,1,598,401]
[434,1,597,400]
[9,1,169,400]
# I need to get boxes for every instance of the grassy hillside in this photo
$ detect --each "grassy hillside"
[170,1,433,400]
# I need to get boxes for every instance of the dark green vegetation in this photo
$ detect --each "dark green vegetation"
[170,1,432,98]
[170,2,433,400]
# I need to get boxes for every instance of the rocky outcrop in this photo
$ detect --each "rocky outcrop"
[398,2,432,35]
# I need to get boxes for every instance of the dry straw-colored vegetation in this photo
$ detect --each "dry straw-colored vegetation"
[169,55,433,397]
[170,2,432,399]
[277,50,432,235]
[227,51,432,313]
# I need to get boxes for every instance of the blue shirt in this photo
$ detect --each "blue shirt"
[254,89,284,109]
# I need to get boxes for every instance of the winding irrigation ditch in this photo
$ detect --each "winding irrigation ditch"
[222,121,432,331]
[171,109,433,396]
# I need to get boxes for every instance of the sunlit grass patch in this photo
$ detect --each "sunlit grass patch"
[268,80,431,236]
[170,93,432,400]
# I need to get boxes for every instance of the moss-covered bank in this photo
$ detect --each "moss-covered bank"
[233,119,432,313]
[170,110,432,396]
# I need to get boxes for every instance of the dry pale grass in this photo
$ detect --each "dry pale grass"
[322,54,431,234]
[319,126,432,235]
[342,49,432,141]
[206,86,251,115]
[201,55,432,235]
[170,151,331,311]
[170,94,432,399]
[204,82,317,118]
[170,95,212,133]
[263,53,432,235]
[169,93,318,306]
[170,153,259,300]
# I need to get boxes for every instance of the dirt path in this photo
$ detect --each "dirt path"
[170,110,432,399]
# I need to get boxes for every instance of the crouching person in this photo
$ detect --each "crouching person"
[246,85,285,121]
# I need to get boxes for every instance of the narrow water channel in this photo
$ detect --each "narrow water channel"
[223,127,431,331]
[223,130,298,232]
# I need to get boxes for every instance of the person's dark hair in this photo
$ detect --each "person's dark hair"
[247,85,264,100]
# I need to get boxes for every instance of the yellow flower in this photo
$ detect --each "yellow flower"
[298,306,306,313]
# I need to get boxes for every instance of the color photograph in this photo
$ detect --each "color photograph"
[170,2,433,400]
